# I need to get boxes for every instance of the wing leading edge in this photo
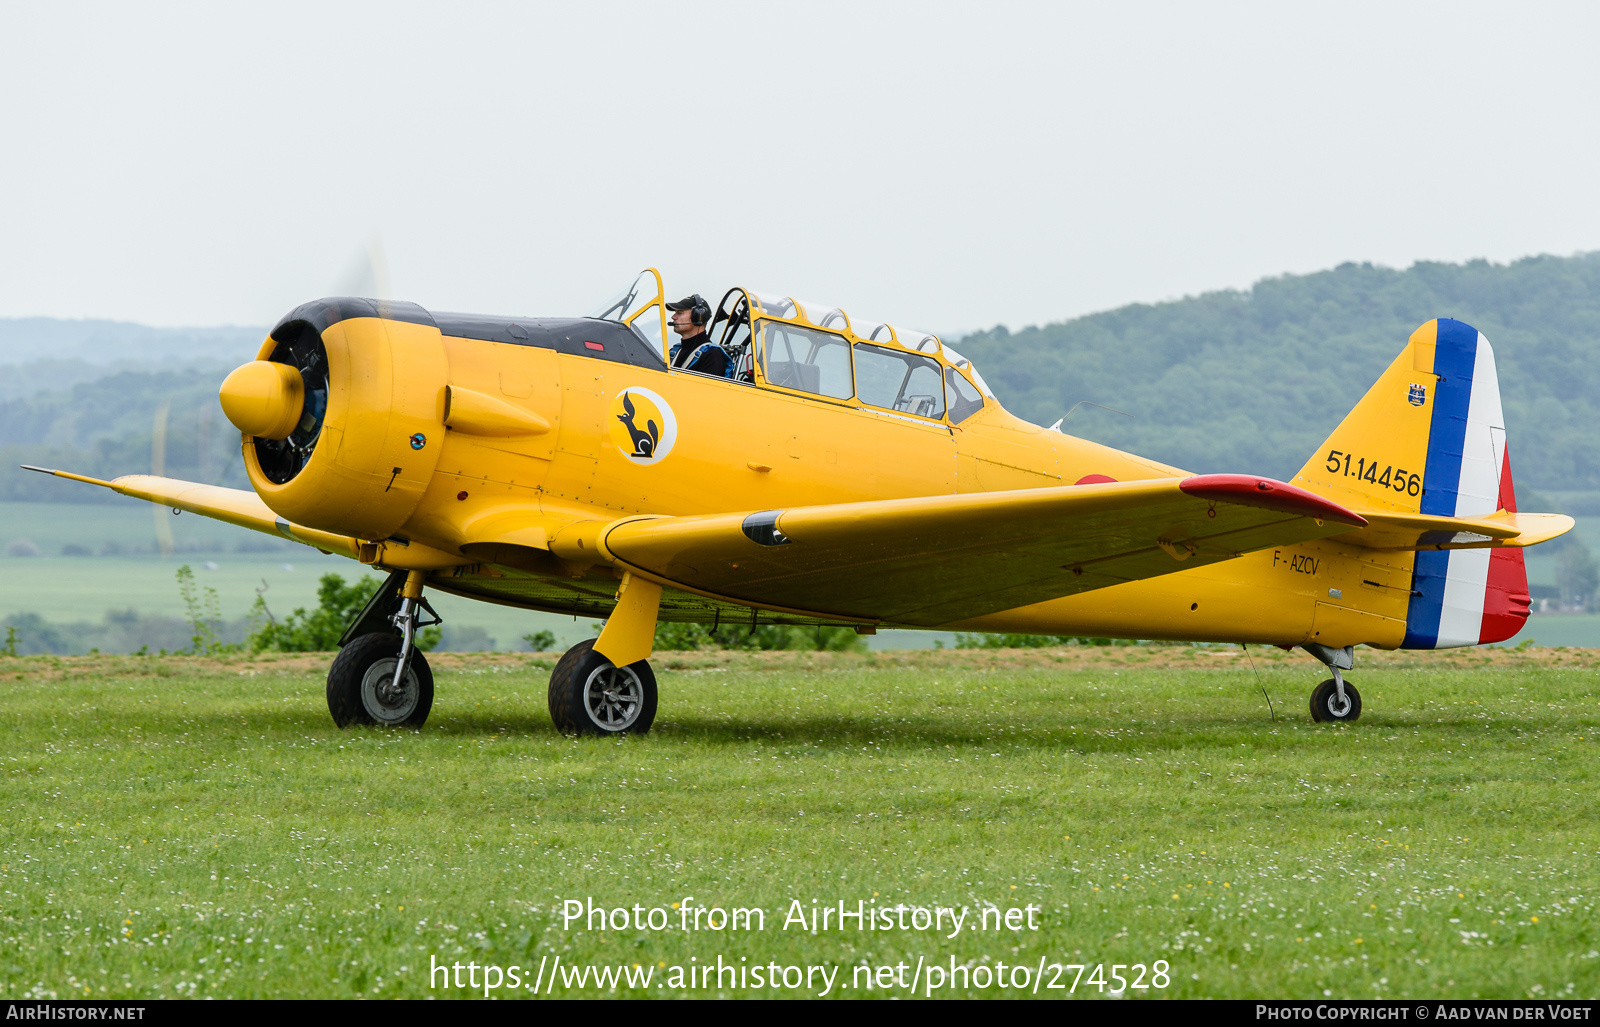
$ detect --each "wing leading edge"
[19,466,366,558]
[593,474,1369,628]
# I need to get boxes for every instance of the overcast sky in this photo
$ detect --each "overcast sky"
[2,2,1598,334]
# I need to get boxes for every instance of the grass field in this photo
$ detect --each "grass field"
[2,645,1597,1000]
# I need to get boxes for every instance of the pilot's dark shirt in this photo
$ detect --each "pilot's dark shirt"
[670,331,729,377]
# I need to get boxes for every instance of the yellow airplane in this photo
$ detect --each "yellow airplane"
[25,269,1573,733]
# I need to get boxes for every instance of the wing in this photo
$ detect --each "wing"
[20,465,364,556]
[582,474,1367,627]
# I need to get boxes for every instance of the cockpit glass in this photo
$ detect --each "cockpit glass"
[628,303,667,354]
[853,343,946,420]
[945,366,985,423]
[941,346,995,397]
[710,288,756,383]
[893,328,941,354]
[852,320,894,343]
[590,271,660,322]
[635,278,993,411]
[747,291,797,319]
[758,321,852,399]
[794,299,849,332]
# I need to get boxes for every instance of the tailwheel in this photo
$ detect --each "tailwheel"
[327,632,434,728]
[548,639,657,736]
[1310,677,1361,723]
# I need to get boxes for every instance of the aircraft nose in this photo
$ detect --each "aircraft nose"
[219,360,305,439]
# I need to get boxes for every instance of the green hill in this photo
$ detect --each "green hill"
[956,253,1600,495]
[1,368,249,502]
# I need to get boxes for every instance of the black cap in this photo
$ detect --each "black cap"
[666,293,711,326]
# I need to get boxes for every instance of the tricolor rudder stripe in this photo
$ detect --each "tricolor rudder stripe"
[1401,319,1531,648]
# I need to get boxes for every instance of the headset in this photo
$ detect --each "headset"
[688,294,710,327]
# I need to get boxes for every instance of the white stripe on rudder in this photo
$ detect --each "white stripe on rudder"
[1454,334,1503,518]
[1436,547,1492,647]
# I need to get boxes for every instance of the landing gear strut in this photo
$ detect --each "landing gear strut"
[1304,642,1362,723]
[326,570,440,728]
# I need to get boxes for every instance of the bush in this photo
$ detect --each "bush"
[249,572,440,653]
[61,543,92,556]
[175,564,238,655]
[6,539,40,557]
[521,630,558,652]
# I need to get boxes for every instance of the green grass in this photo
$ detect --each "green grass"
[2,646,1598,1000]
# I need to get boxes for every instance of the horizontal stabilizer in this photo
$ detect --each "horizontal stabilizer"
[1338,509,1574,551]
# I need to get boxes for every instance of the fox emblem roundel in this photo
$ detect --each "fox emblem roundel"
[608,388,678,465]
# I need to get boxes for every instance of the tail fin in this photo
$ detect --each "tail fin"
[1294,318,1531,648]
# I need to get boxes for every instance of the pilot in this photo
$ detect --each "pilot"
[666,294,729,377]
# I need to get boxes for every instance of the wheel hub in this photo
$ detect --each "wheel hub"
[582,665,644,731]
[360,657,419,724]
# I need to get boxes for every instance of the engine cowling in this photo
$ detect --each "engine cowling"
[221,298,449,541]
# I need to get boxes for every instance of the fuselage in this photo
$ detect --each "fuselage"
[234,296,1416,649]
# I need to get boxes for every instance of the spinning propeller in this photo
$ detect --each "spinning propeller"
[147,235,391,552]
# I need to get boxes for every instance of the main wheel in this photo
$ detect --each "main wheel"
[1310,677,1361,723]
[327,632,434,728]
[547,639,657,736]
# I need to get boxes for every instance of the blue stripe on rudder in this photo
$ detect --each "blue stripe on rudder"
[1403,548,1452,648]
[1405,319,1479,648]
[1419,319,1479,517]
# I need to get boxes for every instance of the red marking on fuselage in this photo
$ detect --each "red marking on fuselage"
[1074,474,1118,485]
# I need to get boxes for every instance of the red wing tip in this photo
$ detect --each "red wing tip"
[1179,474,1368,527]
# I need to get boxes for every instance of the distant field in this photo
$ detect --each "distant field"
[0,549,594,651]
[2,645,1596,1000]
[1,498,258,552]
[0,502,936,651]
[0,499,641,650]
[1499,613,1600,649]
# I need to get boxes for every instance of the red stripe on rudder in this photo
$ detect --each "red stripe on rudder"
[1480,444,1530,644]
[1496,444,1519,514]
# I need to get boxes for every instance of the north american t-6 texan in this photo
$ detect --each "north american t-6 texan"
[27,269,1572,734]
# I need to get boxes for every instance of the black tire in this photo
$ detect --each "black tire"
[547,638,656,736]
[326,632,434,728]
[1310,677,1361,723]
